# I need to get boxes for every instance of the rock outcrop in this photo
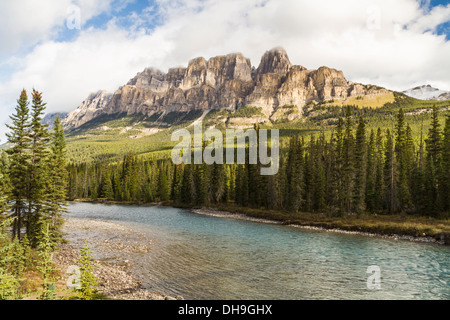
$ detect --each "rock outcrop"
[63,48,391,129]
[63,90,112,129]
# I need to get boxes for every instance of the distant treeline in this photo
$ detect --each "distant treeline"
[67,106,450,217]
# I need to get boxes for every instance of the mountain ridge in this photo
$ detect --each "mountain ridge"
[402,84,450,101]
[62,47,393,130]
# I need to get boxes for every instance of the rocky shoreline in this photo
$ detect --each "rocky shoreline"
[55,217,180,300]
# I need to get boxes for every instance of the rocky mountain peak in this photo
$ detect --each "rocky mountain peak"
[402,84,450,101]
[256,47,292,77]
[62,48,393,130]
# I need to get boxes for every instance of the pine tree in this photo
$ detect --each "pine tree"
[194,163,207,205]
[440,115,450,212]
[424,106,442,214]
[181,164,196,204]
[286,135,303,212]
[45,115,68,242]
[157,163,170,201]
[365,129,376,212]
[27,89,50,244]
[74,240,99,300]
[37,224,57,300]
[100,165,114,200]
[353,117,367,214]
[394,109,412,212]
[6,89,31,239]
[333,118,345,213]
[374,128,385,212]
[342,107,355,214]
[384,129,397,214]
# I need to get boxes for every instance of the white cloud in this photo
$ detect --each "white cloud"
[1,0,450,142]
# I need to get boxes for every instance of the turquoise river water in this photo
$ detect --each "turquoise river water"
[66,202,449,300]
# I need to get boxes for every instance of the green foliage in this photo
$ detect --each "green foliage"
[229,106,264,118]
[73,240,99,300]
[4,89,68,246]
[67,108,450,217]
[0,218,21,300]
[37,224,58,300]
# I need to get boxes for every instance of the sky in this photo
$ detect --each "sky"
[0,0,450,142]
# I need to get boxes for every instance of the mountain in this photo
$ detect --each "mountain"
[42,112,68,129]
[62,48,393,130]
[402,85,450,101]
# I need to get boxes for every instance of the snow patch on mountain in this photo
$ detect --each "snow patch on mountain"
[402,85,450,101]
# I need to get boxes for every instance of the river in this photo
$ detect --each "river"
[66,202,450,300]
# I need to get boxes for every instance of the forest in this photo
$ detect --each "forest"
[0,89,98,300]
[66,106,450,217]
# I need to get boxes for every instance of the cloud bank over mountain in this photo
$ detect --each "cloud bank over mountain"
[0,0,449,141]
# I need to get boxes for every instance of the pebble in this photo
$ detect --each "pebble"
[54,217,167,300]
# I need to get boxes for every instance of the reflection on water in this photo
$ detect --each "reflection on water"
[66,202,450,300]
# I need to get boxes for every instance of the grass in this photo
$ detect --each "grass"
[326,92,396,109]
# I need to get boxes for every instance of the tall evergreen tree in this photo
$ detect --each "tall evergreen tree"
[333,118,345,213]
[394,109,412,212]
[374,128,385,212]
[342,106,355,214]
[384,129,397,214]
[286,135,303,212]
[365,129,376,212]
[6,89,31,239]
[353,116,367,213]
[440,115,450,211]
[424,106,442,213]
[44,115,68,242]
[27,89,50,244]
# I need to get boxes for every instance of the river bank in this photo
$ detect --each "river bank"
[56,217,180,300]
[72,199,449,245]
[189,207,446,244]
[192,205,450,245]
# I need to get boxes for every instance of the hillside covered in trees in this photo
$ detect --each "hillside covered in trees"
[67,106,450,217]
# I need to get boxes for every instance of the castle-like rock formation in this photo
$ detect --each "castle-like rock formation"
[63,48,390,129]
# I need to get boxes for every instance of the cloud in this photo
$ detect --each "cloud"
[1,0,450,142]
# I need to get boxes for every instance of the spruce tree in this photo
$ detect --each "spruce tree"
[384,129,397,214]
[6,89,31,239]
[286,135,303,212]
[394,109,412,212]
[333,118,345,213]
[365,129,376,212]
[353,117,367,214]
[424,106,442,214]
[440,115,450,212]
[45,115,68,242]
[342,107,355,214]
[374,128,385,212]
[27,89,50,244]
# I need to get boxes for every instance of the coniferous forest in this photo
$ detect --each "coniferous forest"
[66,105,450,217]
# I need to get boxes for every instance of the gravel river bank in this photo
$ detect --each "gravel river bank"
[55,217,182,300]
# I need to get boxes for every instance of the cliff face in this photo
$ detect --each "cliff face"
[63,48,390,129]
[63,90,112,128]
